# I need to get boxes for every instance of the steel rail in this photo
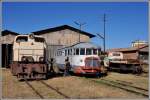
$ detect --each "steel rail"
[25,79,44,99]
[40,80,70,99]
[91,79,148,97]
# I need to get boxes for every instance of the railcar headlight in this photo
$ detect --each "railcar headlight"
[80,59,83,62]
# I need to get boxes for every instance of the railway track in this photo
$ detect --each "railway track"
[89,78,149,97]
[25,79,44,99]
[24,79,70,99]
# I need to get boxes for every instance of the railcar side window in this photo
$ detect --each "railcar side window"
[80,48,85,55]
[86,48,92,55]
[68,49,70,55]
[65,50,67,56]
[73,49,76,55]
[69,49,72,55]
[16,36,28,42]
[98,49,101,55]
[76,48,79,55]
[93,49,97,55]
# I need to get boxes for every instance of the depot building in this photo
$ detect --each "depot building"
[0,25,95,67]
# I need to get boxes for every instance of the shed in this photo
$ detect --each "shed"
[0,30,19,67]
[32,25,95,59]
[1,25,95,67]
[107,45,149,63]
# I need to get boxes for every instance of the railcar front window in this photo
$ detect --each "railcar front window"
[85,60,100,67]
[80,48,85,55]
[16,36,28,42]
[86,48,92,55]
[93,49,97,55]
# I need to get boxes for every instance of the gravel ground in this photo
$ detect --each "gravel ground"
[1,68,149,99]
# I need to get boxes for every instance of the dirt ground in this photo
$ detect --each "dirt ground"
[1,68,149,99]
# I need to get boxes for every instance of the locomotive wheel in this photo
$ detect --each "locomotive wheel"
[21,56,27,62]
[27,56,34,62]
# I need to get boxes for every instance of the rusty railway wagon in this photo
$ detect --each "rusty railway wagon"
[10,34,48,80]
[104,52,143,74]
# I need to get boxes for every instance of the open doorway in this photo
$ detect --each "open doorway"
[2,44,13,68]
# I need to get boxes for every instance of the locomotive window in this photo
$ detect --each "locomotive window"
[86,48,92,55]
[35,37,45,42]
[93,49,97,55]
[80,48,85,55]
[76,48,79,55]
[16,36,28,42]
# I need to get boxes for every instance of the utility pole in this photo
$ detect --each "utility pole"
[74,21,86,43]
[103,13,106,53]
[97,14,106,54]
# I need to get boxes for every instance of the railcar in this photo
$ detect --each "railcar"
[54,42,107,76]
[10,34,48,80]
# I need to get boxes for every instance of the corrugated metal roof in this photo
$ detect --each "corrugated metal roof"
[58,42,101,50]
[107,45,148,52]
[32,25,95,38]
[2,30,19,36]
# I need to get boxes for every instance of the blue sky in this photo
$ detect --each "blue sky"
[2,2,148,49]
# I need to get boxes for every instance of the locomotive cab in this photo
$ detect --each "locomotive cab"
[10,34,48,80]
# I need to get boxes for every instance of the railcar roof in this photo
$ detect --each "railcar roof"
[57,42,101,50]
